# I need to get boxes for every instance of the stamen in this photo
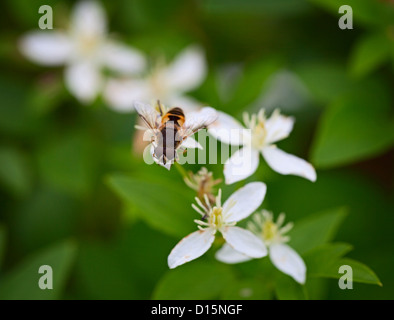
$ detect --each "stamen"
[271,108,280,119]
[280,222,294,234]
[247,221,259,234]
[251,114,257,129]
[184,175,198,191]
[194,219,209,226]
[258,109,266,122]
[262,210,272,221]
[192,203,206,217]
[243,112,250,127]
[195,197,206,211]
[253,212,263,226]
[210,213,216,225]
[216,189,222,208]
[204,194,212,211]
[276,213,286,228]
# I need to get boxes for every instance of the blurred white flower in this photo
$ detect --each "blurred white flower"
[104,45,207,113]
[208,109,317,184]
[216,210,306,284]
[19,0,146,104]
[168,182,267,269]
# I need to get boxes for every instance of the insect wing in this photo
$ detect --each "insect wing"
[182,107,218,137]
[134,101,160,129]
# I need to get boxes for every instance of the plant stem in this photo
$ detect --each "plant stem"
[174,162,188,180]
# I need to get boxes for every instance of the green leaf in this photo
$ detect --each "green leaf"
[338,259,381,286]
[27,77,66,116]
[226,57,283,113]
[0,225,6,270]
[202,0,310,16]
[107,174,196,238]
[116,0,185,32]
[302,244,381,286]
[0,147,31,197]
[304,243,353,276]
[0,240,77,300]
[311,84,394,168]
[153,260,235,299]
[73,223,173,299]
[37,130,97,197]
[289,207,348,254]
[0,76,37,135]
[294,62,353,105]
[312,257,382,286]
[275,272,307,300]
[304,278,330,300]
[349,33,391,78]
[12,188,80,252]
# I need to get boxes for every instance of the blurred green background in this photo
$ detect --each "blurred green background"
[0,0,393,300]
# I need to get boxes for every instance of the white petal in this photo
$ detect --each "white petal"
[182,137,203,149]
[265,110,295,144]
[71,0,107,37]
[215,243,252,264]
[19,32,71,66]
[65,62,102,103]
[270,243,306,284]
[222,181,266,222]
[223,147,260,185]
[208,111,245,146]
[222,226,267,258]
[168,229,215,269]
[164,45,207,93]
[100,41,146,74]
[262,146,316,182]
[104,78,151,112]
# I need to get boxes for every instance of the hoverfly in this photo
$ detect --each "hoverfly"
[134,100,217,169]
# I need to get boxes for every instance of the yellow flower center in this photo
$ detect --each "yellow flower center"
[243,110,268,149]
[79,34,100,56]
[209,207,224,229]
[262,220,278,242]
[251,122,267,149]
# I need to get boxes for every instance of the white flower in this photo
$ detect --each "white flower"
[168,182,268,269]
[19,1,146,104]
[104,45,207,113]
[215,210,306,284]
[208,109,317,184]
